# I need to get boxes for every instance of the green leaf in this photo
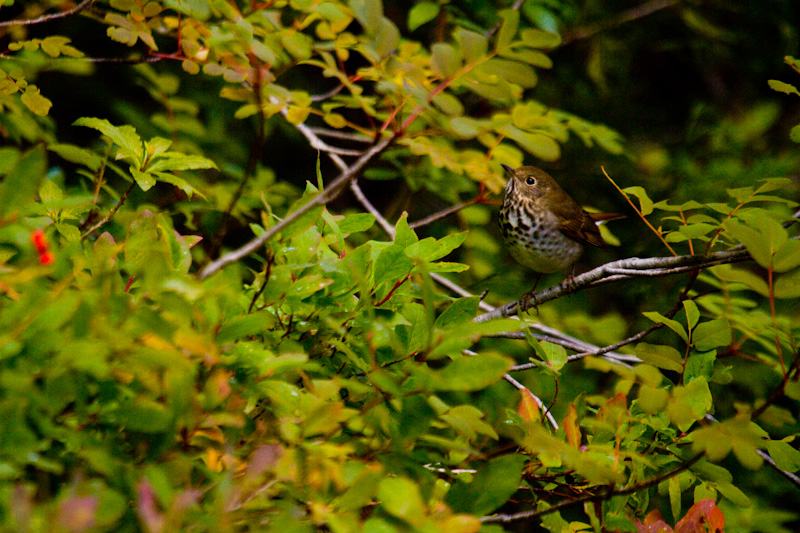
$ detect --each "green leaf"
[431,43,461,79]
[74,117,143,165]
[723,215,786,269]
[692,319,731,351]
[683,300,700,330]
[406,232,467,262]
[130,167,156,192]
[668,376,712,432]
[716,481,751,507]
[446,454,526,515]
[635,343,684,373]
[119,398,172,433]
[527,337,567,371]
[775,268,800,298]
[394,212,418,248]
[790,124,800,143]
[435,297,480,329]
[431,354,512,391]
[145,153,217,173]
[772,239,800,272]
[373,244,413,288]
[457,29,488,63]
[377,477,425,527]
[768,79,800,96]
[407,1,438,32]
[350,0,383,33]
[684,350,716,383]
[496,9,519,51]
[519,28,561,49]
[765,440,800,472]
[482,58,538,88]
[643,311,688,343]
[20,85,53,116]
[282,187,324,239]
[0,145,47,218]
[669,475,681,523]
[441,405,498,440]
[623,186,654,216]
[691,418,767,470]
[337,213,375,234]
[712,264,769,296]
[49,143,103,171]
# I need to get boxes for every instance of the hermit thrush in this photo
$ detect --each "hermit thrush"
[498,165,622,305]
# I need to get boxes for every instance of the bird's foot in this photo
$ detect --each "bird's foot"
[518,291,539,315]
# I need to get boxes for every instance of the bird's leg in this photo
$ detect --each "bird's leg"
[519,274,542,314]
[561,265,579,295]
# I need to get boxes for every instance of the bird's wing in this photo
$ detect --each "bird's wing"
[556,208,607,248]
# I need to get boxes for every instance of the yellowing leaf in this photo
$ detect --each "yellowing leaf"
[518,389,541,423]
[564,404,581,448]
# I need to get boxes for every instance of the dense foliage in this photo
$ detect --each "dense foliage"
[1,0,800,531]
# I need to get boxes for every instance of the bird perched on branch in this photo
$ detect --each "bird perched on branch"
[498,164,623,309]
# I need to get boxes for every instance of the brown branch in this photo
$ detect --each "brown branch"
[247,252,274,313]
[81,180,136,240]
[562,0,682,44]
[209,57,268,257]
[198,134,394,279]
[750,349,800,419]
[481,453,704,524]
[0,0,94,27]
[474,248,751,323]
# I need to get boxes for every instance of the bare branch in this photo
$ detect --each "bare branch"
[474,249,751,323]
[562,0,682,44]
[409,200,471,230]
[198,134,393,279]
[503,373,559,430]
[0,0,94,27]
[307,127,374,143]
[81,181,136,241]
[350,180,395,235]
[481,453,704,524]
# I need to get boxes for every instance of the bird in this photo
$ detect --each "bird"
[498,164,623,309]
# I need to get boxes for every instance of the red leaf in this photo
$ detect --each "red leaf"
[675,499,725,533]
[636,509,673,533]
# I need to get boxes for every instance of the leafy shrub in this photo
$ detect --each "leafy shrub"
[1,1,800,532]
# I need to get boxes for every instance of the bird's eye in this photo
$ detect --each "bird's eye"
[526,177,536,185]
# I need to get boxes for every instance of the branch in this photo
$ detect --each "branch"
[481,453,704,523]
[306,127,374,143]
[0,0,94,27]
[81,180,136,240]
[562,0,682,44]
[474,248,751,323]
[198,134,393,279]
[503,373,559,430]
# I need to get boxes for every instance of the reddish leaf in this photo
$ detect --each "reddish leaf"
[518,388,541,422]
[564,403,581,448]
[636,509,673,533]
[675,499,725,533]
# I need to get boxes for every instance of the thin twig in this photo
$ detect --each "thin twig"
[81,181,136,240]
[562,0,682,44]
[306,128,374,143]
[481,453,704,523]
[0,0,94,27]
[210,60,268,256]
[409,200,471,230]
[199,135,393,279]
[503,374,559,430]
[350,180,395,235]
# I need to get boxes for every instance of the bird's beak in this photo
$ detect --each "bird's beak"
[501,164,514,174]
